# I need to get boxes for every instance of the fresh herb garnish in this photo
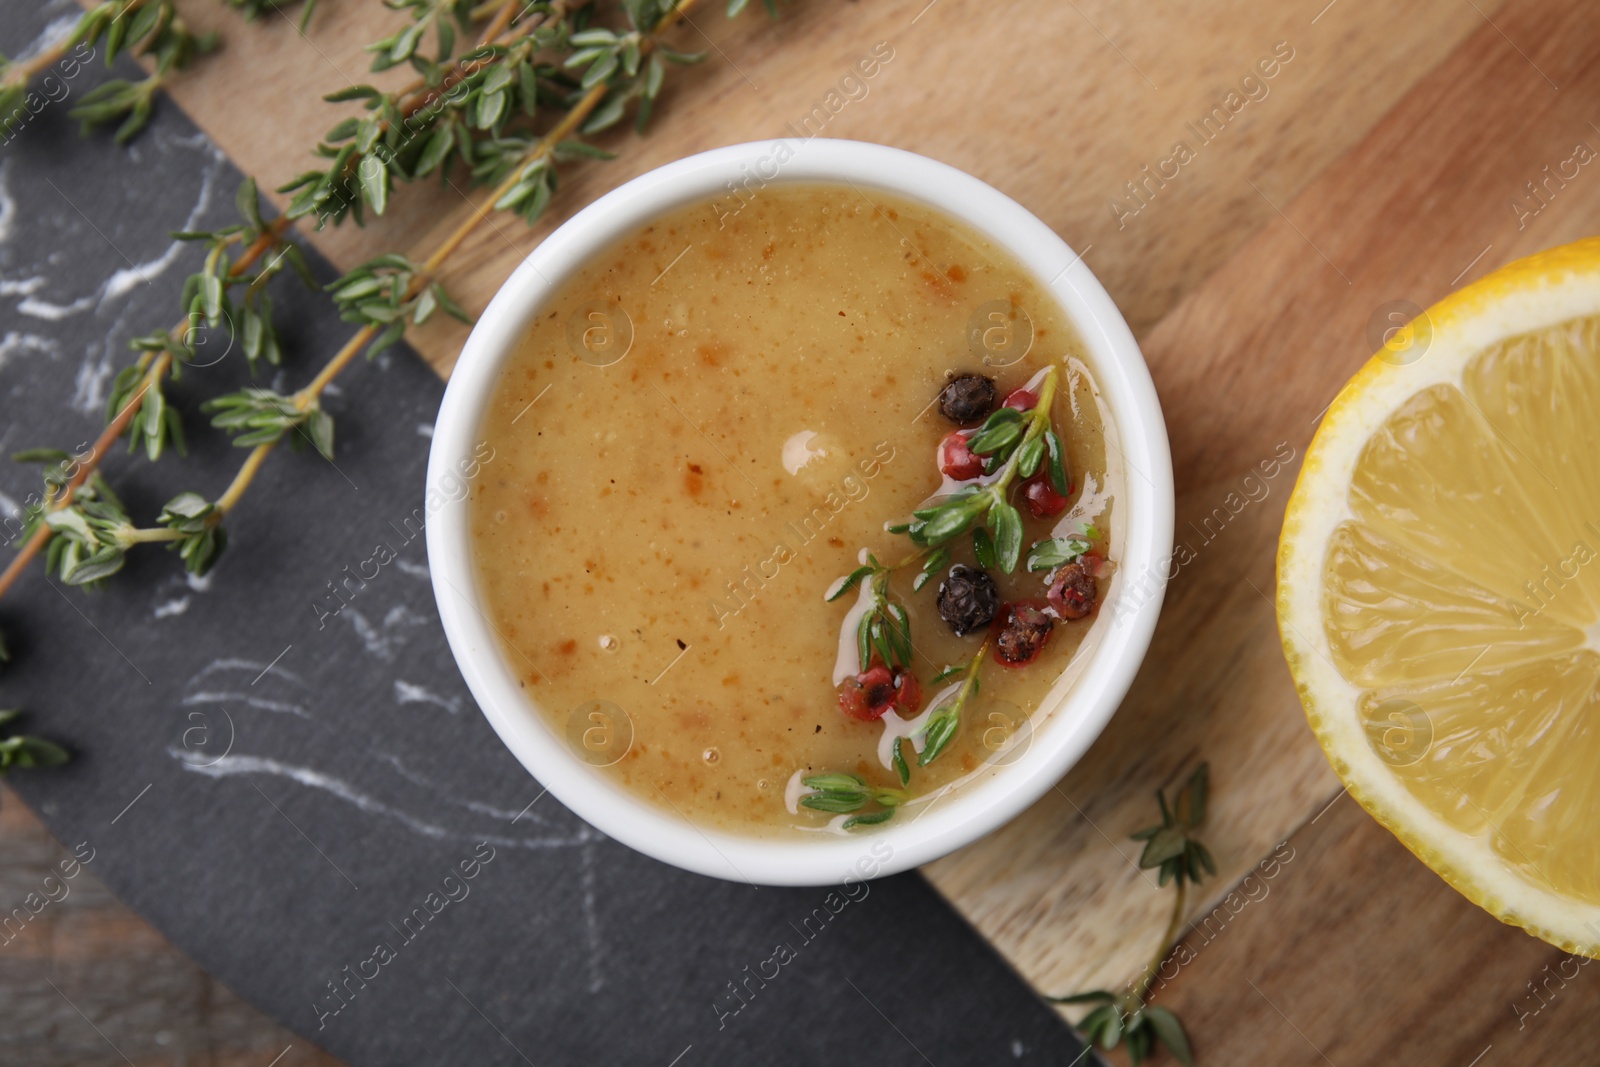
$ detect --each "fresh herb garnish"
[916,636,990,767]
[1051,763,1211,1065]
[809,368,1089,829]
[892,367,1063,573]
[912,546,949,593]
[0,0,223,144]
[826,554,915,672]
[799,773,908,829]
[0,0,780,764]
[1025,523,1099,573]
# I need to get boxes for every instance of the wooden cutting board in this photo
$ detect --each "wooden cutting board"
[97,0,1600,1058]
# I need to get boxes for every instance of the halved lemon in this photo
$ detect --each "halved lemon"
[1279,237,1600,956]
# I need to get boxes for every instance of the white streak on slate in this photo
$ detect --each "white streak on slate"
[383,604,430,628]
[580,847,605,993]
[0,331,57,371]
[394,680,460,715]
[152,595,191,619]
[344,609,397,661]
[20,154,216,349]
[171,749,597,850]
[15,12,80,64]
[190,657,308,688]
[71,304,133,413]
[372,752,545,824]
[181,691,311,719]
[20,293,94,320]
[0,159,14,245]
[345,605,431,662]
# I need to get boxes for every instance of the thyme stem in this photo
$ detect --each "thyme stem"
[951,635,990,710]
[1133,876,1187,1003]
[121,526,185,544]
[0,218,290,602]
[2,0,714,597]
[1,37,76,90]
[206,0,700,520]
[1,0,160,90]
[470,0,523,52]
[320,0,568,195]
[989,365,1059,499]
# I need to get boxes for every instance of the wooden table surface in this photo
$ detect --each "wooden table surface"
[19,0,1600,1062]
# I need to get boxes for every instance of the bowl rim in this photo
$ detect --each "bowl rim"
[426,137,1174,886]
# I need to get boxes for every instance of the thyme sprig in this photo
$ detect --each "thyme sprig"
[812,368,1076,829]
[30,464,141,588]
[0,0,766,773]
[826,554,914,672]
[13,452,224,586]
[1051,763,1211,1065]
[0,0,219,142]
[280,0,709,229]
[220,0,318,33]
[69,0,217,144]
[1,0,743,598]
[797,631,991,832]
[0,185,297,596]
[798,772,908,829]
[328,252,472,356]
[916,636,990,767]
[891,367,1065,574]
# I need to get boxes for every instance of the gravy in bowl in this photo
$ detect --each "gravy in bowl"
[470,182,1121,835]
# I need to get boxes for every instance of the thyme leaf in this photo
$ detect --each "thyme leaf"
[0,711,70,772]
[891,367,1063,573]
[1050,762,1210,1066]
[798,773,906,827]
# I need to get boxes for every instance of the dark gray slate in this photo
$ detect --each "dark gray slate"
[0,3,1092,1063]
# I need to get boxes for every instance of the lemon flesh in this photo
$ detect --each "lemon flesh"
[1280,238,1600,955]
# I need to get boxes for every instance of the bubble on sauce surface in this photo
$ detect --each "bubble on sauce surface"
[781,430,829,475]
[598,634,619,652]
[702,747,720,765]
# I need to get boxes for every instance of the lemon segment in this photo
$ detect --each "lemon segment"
[1279,237,1600,956]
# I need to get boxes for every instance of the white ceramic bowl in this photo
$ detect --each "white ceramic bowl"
[427,139,1174,886]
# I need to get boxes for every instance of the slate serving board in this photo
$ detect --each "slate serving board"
[0,5,1089,1063]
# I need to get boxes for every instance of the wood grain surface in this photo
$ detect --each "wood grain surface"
[925,0,1600,1010]
[0,787,343,1066]
[1161,794,1600,1066]
[38,0,1600,1060]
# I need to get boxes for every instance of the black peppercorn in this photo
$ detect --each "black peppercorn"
[937,374,997,425]
[937,564,999,636]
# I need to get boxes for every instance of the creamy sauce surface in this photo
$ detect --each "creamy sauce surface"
[472,183,1119,835]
